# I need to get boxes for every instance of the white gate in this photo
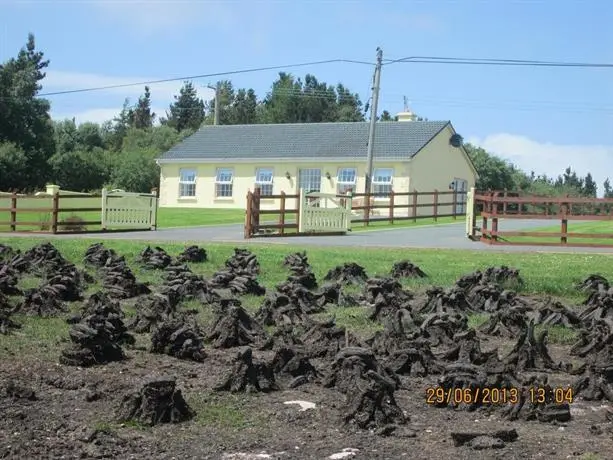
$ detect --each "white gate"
[465,186,476,238]
[298,189,352,233]
[101,188,158,230]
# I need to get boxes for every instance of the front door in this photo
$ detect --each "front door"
[298,168,322,207]
[453,178,468,214]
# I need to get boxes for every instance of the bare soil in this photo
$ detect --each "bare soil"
[1,349,611,460]
[1,244,612,460]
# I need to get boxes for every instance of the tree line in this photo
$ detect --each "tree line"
[0,34,608,198]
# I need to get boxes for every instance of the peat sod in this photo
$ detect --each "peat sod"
[1,243,613,459]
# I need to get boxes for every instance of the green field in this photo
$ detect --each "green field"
[2,237,610,302]
[0,195,256,231]
[502,220,613,245]
[0,195,462,233]
[1,237,611,361]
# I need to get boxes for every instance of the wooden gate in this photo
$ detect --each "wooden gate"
[298,189,352,233]
[101,188,158,230]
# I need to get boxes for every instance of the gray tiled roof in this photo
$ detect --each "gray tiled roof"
[158,120,451,161]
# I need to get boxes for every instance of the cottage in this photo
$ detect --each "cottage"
[156,113,478,215]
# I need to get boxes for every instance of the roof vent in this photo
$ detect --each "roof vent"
[396,111,417,122]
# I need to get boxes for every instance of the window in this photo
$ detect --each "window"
[255,168,274,196]
[179,168,196,197]
[372,168,393,197]
[337,167,357,194]
[215,168,233,198]
[298,168,321,193]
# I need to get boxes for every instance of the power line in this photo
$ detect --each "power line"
[384,56,613,68]
[35,59,374,98]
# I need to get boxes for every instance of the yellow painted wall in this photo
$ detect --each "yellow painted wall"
[157,124,477,219]
[409,124,477,217]
[159,161,407,211]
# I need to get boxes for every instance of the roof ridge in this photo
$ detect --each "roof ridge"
[195,120,450,130]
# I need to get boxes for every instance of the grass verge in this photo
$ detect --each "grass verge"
[1,194,464,233]
[504,220,613,246]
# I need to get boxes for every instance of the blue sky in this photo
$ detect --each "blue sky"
[2,0,613,190]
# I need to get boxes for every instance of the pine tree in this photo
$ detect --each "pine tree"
[162,81,205,132]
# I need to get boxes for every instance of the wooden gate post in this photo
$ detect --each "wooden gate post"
[244,191,252,239]
[100,188,109,231]
[345,191,353,231]
[298,188,306,233]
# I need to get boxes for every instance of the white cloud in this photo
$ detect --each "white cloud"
[45,70,215,125]
[45,70,214,102]
[90,0,237,36]
[50,106,168,125]
[468,133,613,195]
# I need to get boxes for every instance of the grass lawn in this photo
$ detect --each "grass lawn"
[1,194,464,233]
[502,220,613,246]
[0,195,259,231]
[1,236,611,359]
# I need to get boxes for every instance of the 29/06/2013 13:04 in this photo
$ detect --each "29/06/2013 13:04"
[425,386,574,405]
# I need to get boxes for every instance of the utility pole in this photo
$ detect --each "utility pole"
[206,83,220,125]
[364,47,383,195]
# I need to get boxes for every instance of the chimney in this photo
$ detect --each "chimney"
[396,111,417,122]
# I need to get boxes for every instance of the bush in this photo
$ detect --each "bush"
[58,214,87,232]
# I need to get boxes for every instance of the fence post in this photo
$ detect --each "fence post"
[10,193,17,232]
[560,203,568,245]
[412,190,417,222]
[452,189,457,220]
[244,191,252,239]
[345,191,352,231]
[364,190,371,226]
[279,191,286,235]
[503,189,508,215]
[491,195,499,243]
[253,187,261,232]
[150,190,158,231]
[101,188,108,231]
[433,190,438,222]
[388,190,395,224]
[51,193,59,234]
[298,188,305,233]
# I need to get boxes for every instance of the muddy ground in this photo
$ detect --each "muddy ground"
[1,243,612,460]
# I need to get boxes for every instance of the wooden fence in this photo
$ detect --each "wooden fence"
[244,188,467,239]
[0,188,158,234]
[473,191,613,247]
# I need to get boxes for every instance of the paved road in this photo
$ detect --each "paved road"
[6,218,613,254]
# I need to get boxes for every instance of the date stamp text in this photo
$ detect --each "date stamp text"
[425,386,574,406]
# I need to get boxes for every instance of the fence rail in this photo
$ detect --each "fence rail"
[473,191,613,247]
[244,188,467,238]
[0,187,158,234]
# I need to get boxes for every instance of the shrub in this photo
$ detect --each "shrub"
[39,213,50,231]
[58,214,87,232]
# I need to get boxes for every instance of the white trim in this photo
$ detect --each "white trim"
[215,167,234,198]
[255,167,274,184]
[178,167,197,198]
[157,157,411,165]
[336,167,357,184]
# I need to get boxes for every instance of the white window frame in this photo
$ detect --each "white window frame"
[255,168,274,196]
[336,167,357,194]
[178,168,197,198]
[372,168,393,198]
[215,167,234,198]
